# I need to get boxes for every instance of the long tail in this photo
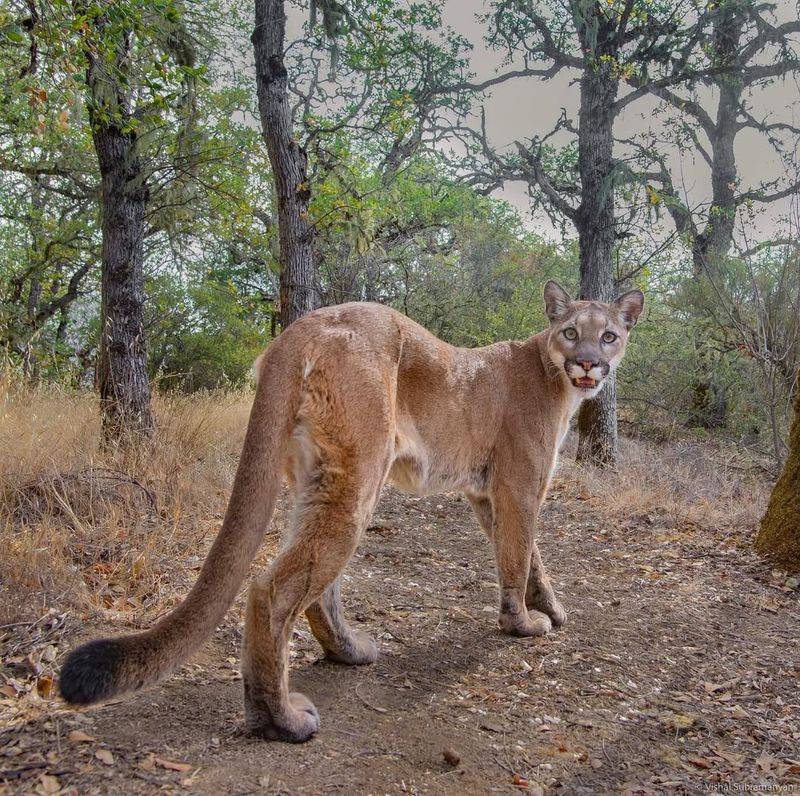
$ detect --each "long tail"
[59,359,293,705]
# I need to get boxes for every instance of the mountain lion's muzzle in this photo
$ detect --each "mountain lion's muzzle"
[564,358,610,390]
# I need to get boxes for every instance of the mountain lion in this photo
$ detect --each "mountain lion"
[60,281,644,742]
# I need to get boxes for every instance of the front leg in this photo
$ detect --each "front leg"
[491,486,552,637]
[468,492,565,630]
[525,544,567,628]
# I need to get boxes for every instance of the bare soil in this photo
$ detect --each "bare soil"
[2,473,800,795]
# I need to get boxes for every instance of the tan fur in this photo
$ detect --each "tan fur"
[60,282,643,743]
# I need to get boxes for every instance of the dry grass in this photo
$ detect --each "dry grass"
[558,434,770,535]
[0,376,253,625]
[1,378,771,626]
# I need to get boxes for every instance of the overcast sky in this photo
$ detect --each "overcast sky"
[437,0,800,243]
[286,1,800,244]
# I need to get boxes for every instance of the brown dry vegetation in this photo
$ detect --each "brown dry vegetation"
[567,436,767,535]
[2,381,799,795]
[0,377,254,625]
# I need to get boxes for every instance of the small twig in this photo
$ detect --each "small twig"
[354,682,387,713]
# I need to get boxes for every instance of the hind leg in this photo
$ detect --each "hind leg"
[242,474,384,741]
[467,493,494,537]
[525,544,567,628]
[306,578,378,665]
[489,486,553,637]
[242,508,358,742]
[242,356,392,741]
[287,450,378,666]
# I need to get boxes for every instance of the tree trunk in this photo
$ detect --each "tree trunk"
[686,8,742,430]
[756,370,800,572]
[92,122,154,441]
[22,175,44,380]
[82,8,153,442]
[575,61,620,467]
[364,254,379,302]
[252,0,316,330]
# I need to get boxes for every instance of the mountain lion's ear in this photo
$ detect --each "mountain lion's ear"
[543,281,572,322]
[614,289,645,330]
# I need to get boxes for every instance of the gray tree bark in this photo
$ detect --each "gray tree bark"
[684,10,741,429]
[91,123,154,441]
[574,57,620,467]
[86,28,154,442]
[252,0,317,330]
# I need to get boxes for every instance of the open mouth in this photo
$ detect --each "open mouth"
[572,376,598,389]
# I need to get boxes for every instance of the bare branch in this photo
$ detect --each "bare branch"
[435,64,566,95]
[743,59,800,86]
[514,140,578,222]
[737,179,800,205]
[615,68,732,121]
[517,1,584,69]
[738,17,800,65]
[739,238,800,258]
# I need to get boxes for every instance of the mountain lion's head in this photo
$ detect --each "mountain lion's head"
[543,281,644,397]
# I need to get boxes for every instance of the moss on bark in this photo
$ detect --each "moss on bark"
[756,373,800,573]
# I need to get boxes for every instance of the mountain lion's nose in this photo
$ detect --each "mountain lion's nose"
[579,360,598,372]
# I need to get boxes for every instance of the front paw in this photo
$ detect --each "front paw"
[548,600,567,628]
[499,608,552,637]
[527,595,567,628]
[244,688,320,743]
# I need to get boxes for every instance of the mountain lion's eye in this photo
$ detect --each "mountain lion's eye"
[602,331,618,344]
[563,327,578,341]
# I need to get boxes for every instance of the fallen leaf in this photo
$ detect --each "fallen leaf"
[687,756,712,769]
[711,747,745,768]
[36,676,54,699]
[756,752,776,773]
[139,753,156,772]
[41,645,57,663]
[703,678,738,695]
[758,597,780,614]
[68,730,95,743]
[155,756,192,772]
[731,705,748,720]
[442,747,460,766]
[38,774,60,794]
[661,712,696,732]
[95,749,115,765]
[512,772,530,789]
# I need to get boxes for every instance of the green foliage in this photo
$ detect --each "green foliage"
[148,269,271,391]
[0,0,795,461]
[0,0,273,383]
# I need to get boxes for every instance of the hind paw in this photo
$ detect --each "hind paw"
[325,629,378,666]
[245,691,320,743]
[527,596,567,628]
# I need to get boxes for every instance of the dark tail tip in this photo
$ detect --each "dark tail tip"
[59,638,127,705]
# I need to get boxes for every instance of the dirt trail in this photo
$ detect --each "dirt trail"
[2,479,800,795]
